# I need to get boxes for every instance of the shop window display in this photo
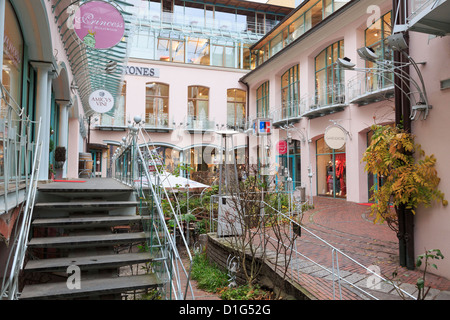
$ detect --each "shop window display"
[316,137,346,198]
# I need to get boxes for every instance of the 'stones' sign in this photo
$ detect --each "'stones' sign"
[89,90,114,113]
[72,1,125,49]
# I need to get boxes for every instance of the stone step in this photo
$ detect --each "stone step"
[34,201,139,210]
[32,215,144,228]
[19,274,162,300]
[25,252,155,272]
[28,232,149,248]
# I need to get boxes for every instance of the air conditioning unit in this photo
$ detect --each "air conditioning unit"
[217,196,243,237]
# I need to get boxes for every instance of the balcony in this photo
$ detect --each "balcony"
[185,115,215,134]
[271,99,306,127]
[347,72,394,105]
[144,113,174,132]
[96,113,128,131]
[302,84,347,119]
[394,0,450,36]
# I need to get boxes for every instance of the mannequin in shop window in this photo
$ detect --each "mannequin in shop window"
[335,158,346,196]
[327,161,333,195]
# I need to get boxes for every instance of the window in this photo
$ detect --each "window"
[101,81,126,126]
[227,89,246,128]
[365,11,393,90]
[187,38,210,65]
[211,41,235,68]
[146,82,169,127]
[157,32,185,63]
[281,65,300,117]
[316,137,346,198]
[256,81,269,117]
[188,86,209,120]
[314,40,345,107]
[2,0,24,120]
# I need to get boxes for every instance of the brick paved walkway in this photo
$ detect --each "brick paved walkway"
[182,196,450,300]
[282,197,450,300]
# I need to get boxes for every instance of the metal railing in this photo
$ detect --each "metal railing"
[185,115,215,131]
[113,121,194,300]
[208,188,417,300]
[0,83,42,300]
[144,113,173,129]
[270,84,347,123]
[0,84,41,214]
[347,71,394,103]
[271,99,307,124]
[408,0,444,21]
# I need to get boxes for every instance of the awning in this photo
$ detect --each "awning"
[51,0,136,117]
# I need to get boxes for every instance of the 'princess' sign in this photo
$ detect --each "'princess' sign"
[72,1,125,50]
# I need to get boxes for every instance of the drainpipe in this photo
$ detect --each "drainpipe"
[393,0,414,270]
[240,79,250,169]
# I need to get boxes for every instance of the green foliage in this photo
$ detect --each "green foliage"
[362,124,447,230]
[191,253,229,293]
[219,284,275,300]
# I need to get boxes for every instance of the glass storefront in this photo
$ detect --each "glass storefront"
[277,139,301,190]
[316,137,346,198]
[2,0,24,118]
[1,0,24,178]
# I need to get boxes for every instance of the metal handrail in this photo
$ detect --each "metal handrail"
[262,201,417,300]
[113,123,194,300]
[1,118,42,300]
[208,189,416,300]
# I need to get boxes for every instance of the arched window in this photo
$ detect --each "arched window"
[365,11,393,90]
[227,89,246,128]
[188,86,209,119]
[256,81,269,117]
[281,64,300,117]
[314,40,344,107]
[146,82,169,127]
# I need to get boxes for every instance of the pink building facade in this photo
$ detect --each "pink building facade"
[84,0,450,278]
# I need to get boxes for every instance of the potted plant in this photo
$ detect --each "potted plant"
[54,146,66,178]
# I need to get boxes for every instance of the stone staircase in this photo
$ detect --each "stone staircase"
[19,179,162,300]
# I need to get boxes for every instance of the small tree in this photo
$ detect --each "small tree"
[362,124,447,232]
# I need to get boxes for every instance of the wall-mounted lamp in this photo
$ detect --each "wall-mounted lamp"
[337,34,431,121]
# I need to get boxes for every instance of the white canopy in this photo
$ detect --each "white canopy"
[138,171,210,192]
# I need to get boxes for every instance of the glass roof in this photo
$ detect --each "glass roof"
[51,0,137,117]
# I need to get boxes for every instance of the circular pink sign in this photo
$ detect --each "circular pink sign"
[72,1,125,50]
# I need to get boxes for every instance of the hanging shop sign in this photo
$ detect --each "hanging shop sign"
[276,140,287,155]
[324,125,347,150]
[72,1,125,49]
[253,118,272,135]
[89,90,115,113]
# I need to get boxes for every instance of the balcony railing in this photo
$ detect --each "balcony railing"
[393,0,450,35]
[271,84,347,123]
[144,113,173,131]
[347,72,394,105]
[134,10,276,40]
[185,115,215,132]
[0,83,40,214]
[271,99,307,125]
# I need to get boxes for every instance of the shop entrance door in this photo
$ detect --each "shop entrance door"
[277,154,301,191]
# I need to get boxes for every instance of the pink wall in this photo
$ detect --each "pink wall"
[410,33,450,278]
